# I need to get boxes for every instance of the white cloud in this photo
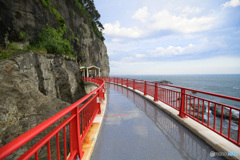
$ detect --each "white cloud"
[103,21,144,38]
[112,38,122,42]
[132,6,149,22]
[135,53,146,58]
[150,9,214,33]
[110,56,240,75]
[149,44,194,57]
[182,6,201,14]
[104,7,215,39]
[222,0,240,8]
[122,56,135,62]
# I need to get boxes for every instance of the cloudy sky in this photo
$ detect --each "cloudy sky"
[95,0,240,75]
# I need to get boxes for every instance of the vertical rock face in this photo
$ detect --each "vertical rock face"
[0,0,110,76]
[0,52,86,159]
[0,0,109,158]
[12,52,86,103]
[84,40,110,77]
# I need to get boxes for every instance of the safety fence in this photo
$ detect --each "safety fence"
[0,77,105,160]
[114,84,212,160]
[104,77,240,146]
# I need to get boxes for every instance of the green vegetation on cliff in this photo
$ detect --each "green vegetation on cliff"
[0,44,25,61]
[0,0,105,60]
[73,0,105,41]
[40,0,104,41]
[34,0,104,57]
[41,0,50,8]
[0,0,109,76]
[32,26,73,56]
[0,52,13,61]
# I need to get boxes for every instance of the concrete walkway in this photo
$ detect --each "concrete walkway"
[91,84,225,160]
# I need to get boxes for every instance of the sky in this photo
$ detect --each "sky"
[95,0,240,75]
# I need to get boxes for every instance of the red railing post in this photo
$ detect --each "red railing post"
[117,77,118,84]
[97,90,102,114]
[70,107,83,158]
[99,87,104,100]
[127,79,129,87]
[178,88,187,118]
[133,79,135,90]
[121,78,123,85]
[154,83,158,101]
[114,77,115,84]
[144,81,147,96]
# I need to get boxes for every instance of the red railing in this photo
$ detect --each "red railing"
[0,77,105,160]
[104,77,240,146]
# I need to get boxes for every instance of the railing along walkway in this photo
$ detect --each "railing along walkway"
[103,77,240,147]
[91,83,223,160]
[0,77,105,160]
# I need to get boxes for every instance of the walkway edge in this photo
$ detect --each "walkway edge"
[110,82,240,160]
[81,82,107,160]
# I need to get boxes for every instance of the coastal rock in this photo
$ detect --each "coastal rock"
[210,105,239,124]
[155,80,173,85]
[188,102,239,123]
[0,52,86,159]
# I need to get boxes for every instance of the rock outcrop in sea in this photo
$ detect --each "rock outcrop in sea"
[155,80,173,85]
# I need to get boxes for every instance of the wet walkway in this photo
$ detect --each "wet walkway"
[91,84,225,160]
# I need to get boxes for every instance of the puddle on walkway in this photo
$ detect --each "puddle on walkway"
[91,84,226,160]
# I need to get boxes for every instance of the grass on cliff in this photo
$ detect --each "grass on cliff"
[0,44,21,61]
[40,0,105,42]
[32,26,75,58]
[41,0,50,10]
[0,52,13,61]
[0,26,76,61]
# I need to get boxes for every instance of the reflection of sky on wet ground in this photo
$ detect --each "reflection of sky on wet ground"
[91,84,226,160]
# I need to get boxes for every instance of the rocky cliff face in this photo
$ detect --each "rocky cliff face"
[0,52,86,158]
[11,51,86,103]
[0,0,109,158]
[0,0,110,76]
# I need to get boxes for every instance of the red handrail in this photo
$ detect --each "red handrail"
[105,77,240,146]
[0,77,105,160]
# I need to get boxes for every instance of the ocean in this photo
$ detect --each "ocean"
[114,74,240,138]
[115,74,240,108]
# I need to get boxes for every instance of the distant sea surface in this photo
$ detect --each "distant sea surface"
[115,74,240,108]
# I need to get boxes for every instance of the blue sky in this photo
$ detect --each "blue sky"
[95,0,240,75]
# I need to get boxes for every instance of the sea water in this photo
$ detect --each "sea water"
[115,74,240,108]
[115,74,240,135]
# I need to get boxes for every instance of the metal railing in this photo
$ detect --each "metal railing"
[115,85,212,160]
[104,77,240,146]
[0,77,105,160]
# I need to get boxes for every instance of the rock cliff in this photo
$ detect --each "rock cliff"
[0,0,110,76]
[0,1,109,157]
[0,52,86,158]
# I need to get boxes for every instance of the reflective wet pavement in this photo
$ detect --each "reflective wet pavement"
[91,84,225,160]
